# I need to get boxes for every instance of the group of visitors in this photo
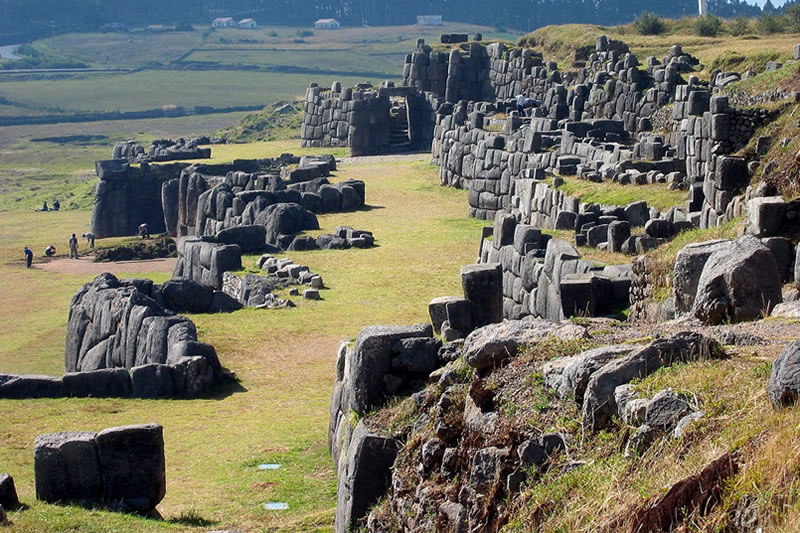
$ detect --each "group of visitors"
[22,221,151,267]
[22,232,96,268]
[37,199,61,212]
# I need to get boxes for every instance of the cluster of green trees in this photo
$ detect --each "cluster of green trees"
[0,0,773,41]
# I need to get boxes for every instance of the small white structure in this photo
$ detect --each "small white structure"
[698,0,707,16]
[238,18,257,29]
[416,15,443,26]
[212,17,235,28]
[314,18,340,29]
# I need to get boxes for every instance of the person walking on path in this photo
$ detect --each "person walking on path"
[24,246,33,268]
[69,233,79,259]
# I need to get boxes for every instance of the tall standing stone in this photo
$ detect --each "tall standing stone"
[461,264,503,328]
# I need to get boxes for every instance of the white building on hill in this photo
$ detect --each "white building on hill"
[417,15,443,26]
[315,18,341,29]
[238,18,257,29]
[212,17,235,28]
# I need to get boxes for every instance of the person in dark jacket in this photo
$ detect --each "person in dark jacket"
[24,246,33,268]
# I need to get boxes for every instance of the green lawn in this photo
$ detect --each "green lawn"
[0,70,368,114]
[0,145,485,532]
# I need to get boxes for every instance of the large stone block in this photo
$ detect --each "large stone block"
[0,473,19,511]
[130,364,174,399]
[747,197,787,238]
[334,421,399,533]
[35,431,102,504]
[63,369,132,398]
[95,424,166,514]
[461,264,503,328]
[673,239,731,314]
[347,324,432,415]
[693,236,782,324]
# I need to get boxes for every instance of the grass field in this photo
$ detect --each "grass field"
[0,22,505,121]
[0,145,486,532]
[0,70,370,114]
[0,112,255,212]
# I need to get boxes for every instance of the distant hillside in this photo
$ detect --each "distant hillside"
[0,0,763,39]
[216,100,303,143]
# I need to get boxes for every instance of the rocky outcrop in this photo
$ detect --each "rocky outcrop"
[173,237,242,290]
[34,424,166,514]
[692,236,782,324]
[768,341,800,408]
[40,273,222,399]
[463,317,586,369]
[582,332,724,431]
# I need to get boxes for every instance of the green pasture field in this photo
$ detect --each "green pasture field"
[0,112,253,212]
[0,145,485,532]
[0,70,367,114]
[32,23,511,69]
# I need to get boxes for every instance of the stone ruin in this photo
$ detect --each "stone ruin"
[34,423,165,515]
[113,137,214,164]
[301,82,438,156]
[91,151,363,252]
[0,272,223,400]
[313,33,800,532]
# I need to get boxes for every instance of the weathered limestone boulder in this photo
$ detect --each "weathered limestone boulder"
[215,224,266,252]
[0,474,19,511]
[673,239,731,314]
[463,317,586,369]
[470,447,509,494]
[252,202,319,245]
[334,421,399,533]
[771,301,800,318]
[160,277,214,313]
[173,238,242,290]
[543,345,633,404]
[35,431,103,504]
[95,424,166,514]
[645,390,692,430]
[768,341,800,408]
[692,236,782,324]
[64,273,220,396]
[583,332,723,431]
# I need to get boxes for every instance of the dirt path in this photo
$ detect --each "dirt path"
[340,151,430,165]
[34,256,176,275]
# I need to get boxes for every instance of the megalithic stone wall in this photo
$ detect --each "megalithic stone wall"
[673,87,780,228]
[478,213,632,321]
[301,84,392,156]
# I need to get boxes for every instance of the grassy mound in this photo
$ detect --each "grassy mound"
[217,101,305,143]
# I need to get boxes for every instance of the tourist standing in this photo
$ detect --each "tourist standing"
[69,233,79,259]
[24,246,33,268]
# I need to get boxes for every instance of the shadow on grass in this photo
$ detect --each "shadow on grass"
[357,203,385,211]
[195,373,249,401]
[166,508,216,527]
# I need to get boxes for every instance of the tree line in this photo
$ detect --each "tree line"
[0,0,767,41]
